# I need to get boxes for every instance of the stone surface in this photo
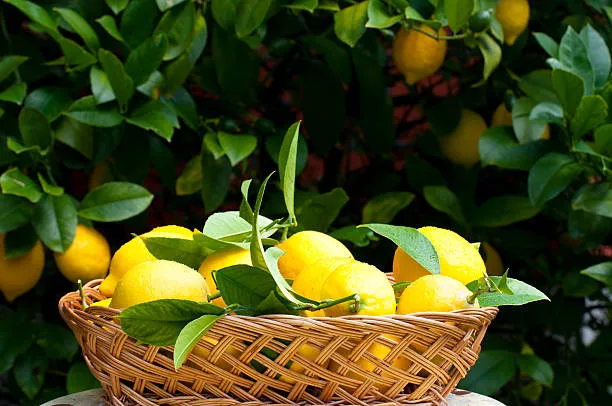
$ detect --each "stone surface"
[41,388,506,405]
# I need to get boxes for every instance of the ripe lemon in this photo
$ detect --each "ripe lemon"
[192,337,242,372]
[100,225,193,297]
[393,25,447,85]
[110,260,208,309]
[198,247,252,307]
[439,109,488,167]
[278,344,327,383]
[491,103,550,139]
[0,234,45,302]
[496,0,530,46]
[54,225,110,284]
[292,257,353,317]
[276,231,353,280]
[397,274,479,314]
[320,261,396,317]
[393,226,486,285]
[483,242,504,276]
[90,298,112,307]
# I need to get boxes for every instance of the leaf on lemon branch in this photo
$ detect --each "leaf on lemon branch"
[466,277,550,307]
[141,236,209,269]
[174,314,221,370]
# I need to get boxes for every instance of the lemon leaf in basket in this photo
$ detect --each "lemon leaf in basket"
[255,291,299,316]
[119,299,225,346]
[174,314,222,370]
[215,265,277,315]
[466,277,550,307]
[141,236,209,269]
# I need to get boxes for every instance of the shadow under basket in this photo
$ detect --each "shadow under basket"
[59,280,498,406]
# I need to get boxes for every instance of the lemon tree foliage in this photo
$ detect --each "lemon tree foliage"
[0,0,609,404]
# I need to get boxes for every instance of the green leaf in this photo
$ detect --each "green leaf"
[156,0,187,12]
[581,262,612,287]
[211,0,239,30]
[0,55,29,84]
[360,224,440,275]
[3,225,37,259]
[479,127,551,171]
[174,314,221,369]
[572,183,612,218]
[334,1,369,47]
[366,0,401,28]
[558,26,594,94]
[79,181,154,222]
[301,36,352,84]
[519,70,559,104]
[98,49,134,113]
[4,0,59,38]
[0,168,43,203]
[235,0,272,38]
[0,313,35,373]
[31,194,77,253]
[120,0,158,48]
[105,0,128,14]
[362,192,414,224]
[155,1,194,61]
[168,87,198,130]
[445,0,473,33]
[13,350,47,399]
[571,95,608,139]
[423,186,467,225]
[255,291,297,315]
[529,101,564,125]
[329,225,377,248]
[66,362,100,394]
[24,87,72,122]
[528,153,583,207]
[459,350,517,396]
[518,355,554,387]
[126,100,174,141]
[125,34,168,87]
[533,32,559,58]
[18,108,53,155]
[0,82,27,105]
[278,122,300,223]
[0,194,34,233]
[552,69,584,118]
[142,236,208,269]
[467,277,550,306]
[512,98,549,144]
[594,124,612,155]
[404,155,446,191]
[579,24,610,88]
[55,117,94,159]
[472,195,542,227]
[54,8,100,52]
[90,67,115,104]
[65,96,123,127]
[216,265,277,312]
[201,145,232,213]
[203,211,275,241]
[285,0,318,12]
[176,155,202,196]
[295,188,349,233]
[118,299,225,346]
[203,133,224,159]
[217,132,257,166]
[58,38,97,68]
[37,173,64,197]
[96,15,127,44]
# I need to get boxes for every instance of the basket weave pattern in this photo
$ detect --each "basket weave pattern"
[59,280,497,406]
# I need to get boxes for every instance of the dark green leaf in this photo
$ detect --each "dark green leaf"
[459,350,517,395]
[295,188,349,232]
[558,26,594,94]
[265,134,307,177]
[473,195,542,227]
[155,1,194,61]
[54,8,100,52]
[211,0,239,30]
[571,95,608,139]
[278,122,300,223]
[467,277,550,306]
[572,183,612,218]
[366,0,401,28]
[120,0,158,48]
[479,127,551,171]
[512,98,549,144]
[519,70,559,104]
[528,153,583,207]
[24,87,72,122]
[142,236,208,269]
[0,168,43,203]
[175,155,202,196]
[65,96,123,127]
[217,132,257,166]
[55,117,94,159]
[58,38,97,68]
[594,124,612,155]
[0,313,35,373]
[329,225,376,247]
[31,194,77,253]
[201,146,232,213]
[423,186,467,225]
[126,100,174,141]
[37,174,64,197]
[579,24,610,88]
[156,0,187,12]
[518,355,554,387]
[96,15,127,44]
[529,101,564,125]
[118,299,225,346]
[360,224,440,275]
[105,0,128,14]
[255,291,296,315]
[0,55,29,84]
[235,0,272,38]
[79,181,154,222]
[334,1,368,47]
[125,34,168,86]
[18,108,52,155]
[0,82,27,105]
[174,314,221,369]
[533,32,559,58]
[362,192,415,224]
[36,323,78,361]
[90,67,115,104]
[98,49,134,113]
[216,265,277,311]
[405,155,446,191]
[445,0,473,33]
[552,69,584,118]
[4,0,59,38]
[581,262,612,287]
[285,0,318,13]
[0,194,33,233]
[13,350,47,399]
[66,362,100,394]
[3,224,38,259]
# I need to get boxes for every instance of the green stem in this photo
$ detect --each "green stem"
[78,280,89,310]
[410,25,470,41]
[281,227,289,242]
[208,292,222,301]
[297,293,360,312]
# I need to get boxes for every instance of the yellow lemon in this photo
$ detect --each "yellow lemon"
[496,0,530,46]
[198,247,252,307]
[0,234,45,302]
[320,261,396,317]
[393,226,486,285]
[54,225,110,283]
[292,257,354,317]
[110,260,208,309]
[90,298,112,307]
[397,274,479,314]
[278,344,326,383]
[492,103,550,139]
[393,25,447,85]
[439,109,488,167]
[276,231,353,280]
[483,242,504,276]
[192,337,242,372]
[100,225,193,297]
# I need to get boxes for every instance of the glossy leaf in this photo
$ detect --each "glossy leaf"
[528,153,583,207]
[24,87,72,122]
[211,0,239,30]
[529,101,564,125]
[217,133,257,166]
[154,2,194,61]
[295,188,349,232]
[201,145,232,213]
[235,0,272,38]
[0,194,34,233]
[518,355,554,387]
[579,24,611,88]
[512,98,549,144]
[0,82,27,105]
[334,1,368,47]
[216,265,277,312]
[581,262,612,287]
[90,67,115,104]
[285,0,318,13]
[174,314,221,369]
[37,174,64,197]
[156,0,187,12]
[570,95,608,139]
[572,183,612,218]
[3,225,38,259]
[54,8,100,51]
[31,194,77,253]
[65,96,123,128]
[0,55,29,84]
[126,101,174,141]
[98,49,134,113]
[552,69,584,118]
[142,236,208,269]
[479,127,551,171]
[120,0,158,48]
[175,155,202,196]
[466,277,550,306]
[459,350,517,395]
[362,192,415,224]
[533,32,559,58]
[445,0,474,33]
[473,195,542,227]
[329,225,377,247]
[366,0,401,28]
[55,117,94,159]
[423,186,467,225]
[558,26,594,94]
[4,0,59,38]
[79,182,154,222]
[125,34,168,86]
[58,38,97,68]
[18,108,52,155]
[66,362,100,394]
[278,122,300,223]
[0,168,43,203]
[96,15,127,44]
[105,0,128,14]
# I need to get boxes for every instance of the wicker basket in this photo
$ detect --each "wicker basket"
[59,280,497,406]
